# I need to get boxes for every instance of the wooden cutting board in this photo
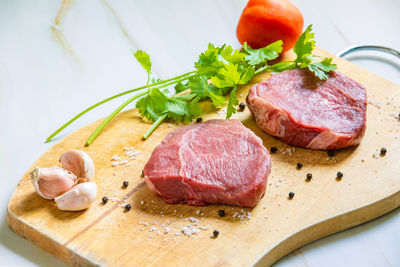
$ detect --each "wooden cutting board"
[7,48,400,266]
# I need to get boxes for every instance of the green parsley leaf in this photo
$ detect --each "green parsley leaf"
[194,43,224,76]
[169,94,202,122]
[308,57,337,80]
[268,25,336,79]
[136,87,202,123]
[243,40,283,66]
[202,83,227,107]
[151,77,162,84]
[186,76,226,107]
[179,95,202,121]
[188,97,202,119]
[220,45,246,64]
[211,63,255,88]
[293,25,315,63]
[238,64,255,84]
[133,50,152,74]
[174,81,189,93]
[136,88,169,122]
[187,77,207,98]
[226,85,239,119]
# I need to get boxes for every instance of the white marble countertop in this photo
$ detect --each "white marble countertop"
[0,0,399,266]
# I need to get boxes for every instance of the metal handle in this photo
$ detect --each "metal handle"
[336,45,400,58]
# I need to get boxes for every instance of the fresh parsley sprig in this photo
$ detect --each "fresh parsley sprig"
[46,25,336,145]
[269,25,337,79]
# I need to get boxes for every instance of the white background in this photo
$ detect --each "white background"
[0,0,399,266]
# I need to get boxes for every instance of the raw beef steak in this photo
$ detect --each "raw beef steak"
[247,69,367,149]
[143,119,270,207]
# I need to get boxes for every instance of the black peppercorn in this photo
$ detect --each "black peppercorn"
[270,147,278,154]
[327,150,335,157]
[125,204,131,211]
[141,170,144,177]
[122,181,129,188]
[380,148,387,156]
[212,230,219,238]
[102,196,109,204]
[336,171,343,180]
[296,162,303,169]
[306,173,312,181]
[218,210,225,217]
[239,102,246,111]
[288,192,295,199]
[196,117,203,123]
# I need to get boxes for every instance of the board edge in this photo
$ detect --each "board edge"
[253,189,400,266]
[6,206,99,267]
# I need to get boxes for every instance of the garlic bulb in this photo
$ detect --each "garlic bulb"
[30,167,77,200]
[54,182,97,211]
[59,150,94,181]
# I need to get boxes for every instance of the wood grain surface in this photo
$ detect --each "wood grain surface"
[7,49,400,266]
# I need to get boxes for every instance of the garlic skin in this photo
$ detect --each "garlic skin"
[59,150,95,181]
[54,182,97,211]
[30,167,77,200]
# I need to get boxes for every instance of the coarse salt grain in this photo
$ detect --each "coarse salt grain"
[217,108,227,116]
[188,217,199,224]
[181,226,200,236]
[232,210,251,221]
[111,155,121,161]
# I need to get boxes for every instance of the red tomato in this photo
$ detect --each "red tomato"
[236,0,304,52]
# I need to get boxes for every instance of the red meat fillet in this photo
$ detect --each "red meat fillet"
[247,69,367,149]
[143,119,271,207]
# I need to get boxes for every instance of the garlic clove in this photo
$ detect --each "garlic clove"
[54,182,97,211]
[59,150,95,181]
[30,166,77,200]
